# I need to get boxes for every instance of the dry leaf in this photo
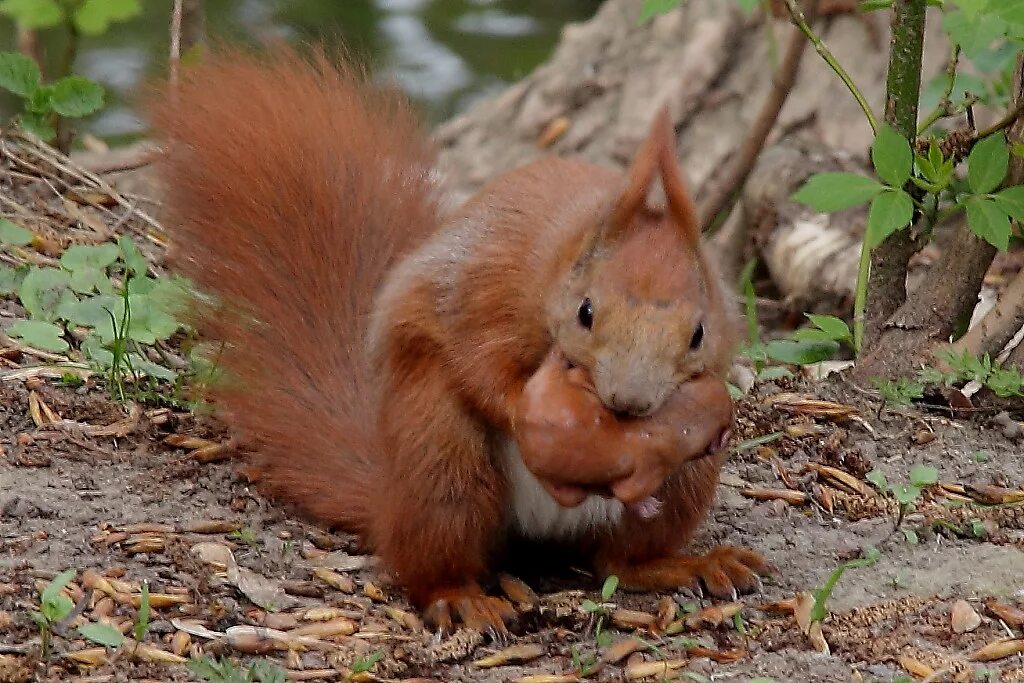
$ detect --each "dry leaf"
[807,621,830,654]
[794,592,816,634]
[499,574,539,609]
[768,393,857,421]
[804,464,874,497]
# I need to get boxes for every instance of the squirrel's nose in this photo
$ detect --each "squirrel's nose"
[609,393,653,417]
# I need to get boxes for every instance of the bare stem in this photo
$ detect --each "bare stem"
[781,0,879,133]
[169,0,184,91]
[699,1,817,229]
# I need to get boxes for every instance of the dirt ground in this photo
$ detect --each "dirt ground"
[2,363,1024,682]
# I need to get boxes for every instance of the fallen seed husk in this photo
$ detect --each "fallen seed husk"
[183,520,242,534]
[600,637,644,664]
[611,608,656,630]
[898,655,934,677]
[288,618,357,639]
[969,638,1024,662]
[171,630,191,656]
[192,442,231,463]
[741,487,809,505]
[362,582,387,601]
[515,676,580,683]
[302,607,357,622]
[67,647,108,665]
[985,600,1024,626]
[126,641,187,664]
[474,643,545,668]
[624,658,686,679]
[164,435,216,449]
[312,568,355,593]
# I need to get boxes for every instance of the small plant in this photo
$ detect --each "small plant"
[227,528,261,548]
[0,51,103,141]
[809,546,881,623]
[922,349,1024,398]
[33,568,125,656]
[580,575,620,649]
[350,648,385,675]
[871,376,924,410]
[188,657,287,683]
[867,464,939,539]
[133,581,150,641]
[1,231,190,402]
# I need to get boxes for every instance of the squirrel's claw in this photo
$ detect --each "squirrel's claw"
[423,585,516,640]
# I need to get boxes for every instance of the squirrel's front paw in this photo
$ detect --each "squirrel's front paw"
[610,545,774,599]
[422,584,516,641]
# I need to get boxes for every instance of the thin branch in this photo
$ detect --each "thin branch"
[699,0,818,230]
[977,96,1024,140]
[781,0,879,133]
[917,44,960,135]
[169,0,184,91]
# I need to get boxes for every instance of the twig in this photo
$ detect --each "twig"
[170,0,184,91]
[917,44,960,135]
[699,0,817,230]
[976,96,1024,140]
[781,0,878,133]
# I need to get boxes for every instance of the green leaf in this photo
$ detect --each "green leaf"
[73,0,141,35]
[50,76,104,118]
[764,339,839,365]
[993,185,1024,220]
[134,581,150,641]
[903,528,919,545]
[866,189,914,249]
[871,123,913,187]
[0,51,40,97]
[580,599,600,613]
[790,172,884,212]
[130,355,177,382]
[62,294,121,340]
[601,575,619,601]
[995,1,1024,26]
[19,112,55,141]
[0,265,23,295]
[595,629,615,648]
[865,468,888,490]
[18,267,72,321]
[968,134,1009,194]
[69,267,115,295]
[350,649,384,675]
[40,568,76,621]
[735,0,758,12]
[942,10,1008,58]
[60,243,119,272]
[0,0,63,28]
[806,314,852,342]
[858,0,891,10]
[892,483,922,505]
[118,236,147,276]
[909,464,938,487]
[7,320,68,352]
[965,196,1012,251]
[78,621,125,647]
[0,218,31,246]
[639,0,683,22]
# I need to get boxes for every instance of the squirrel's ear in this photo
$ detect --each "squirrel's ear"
[605,107,699,247]
[654,109,700,248]
[605,109,664,241]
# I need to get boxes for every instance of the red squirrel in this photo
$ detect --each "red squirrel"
[150,45,771,634]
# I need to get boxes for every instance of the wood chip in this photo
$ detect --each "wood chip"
[951,599,982,634]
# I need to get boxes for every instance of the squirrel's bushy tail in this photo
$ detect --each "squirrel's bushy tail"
[149,45,440,536]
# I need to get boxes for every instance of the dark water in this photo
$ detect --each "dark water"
[0,0,598,144]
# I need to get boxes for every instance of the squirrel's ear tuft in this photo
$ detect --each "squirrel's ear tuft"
[605,107,699,247]
[605,108,664,241]
[654,109,700,248]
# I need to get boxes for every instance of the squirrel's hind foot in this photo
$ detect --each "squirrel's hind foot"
[422,584,516,641]
[609,545,774,599]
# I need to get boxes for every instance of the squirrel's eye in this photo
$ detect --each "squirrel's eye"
[577,298,594,330]
[689,322,704,349]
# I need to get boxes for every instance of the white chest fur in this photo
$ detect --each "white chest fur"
[500,439,623,540]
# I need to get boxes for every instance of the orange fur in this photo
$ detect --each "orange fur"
[150,44,764,632]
